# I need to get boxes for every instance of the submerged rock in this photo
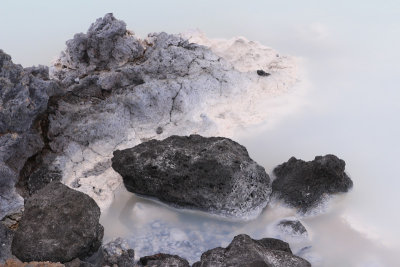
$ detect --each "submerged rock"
[272,154,353,212]
[112,135,271,218]
[101,238,135,267]
[276,218,308,237]
[11,182,104,263]
[140,253,190,267]
[192,234,311,267]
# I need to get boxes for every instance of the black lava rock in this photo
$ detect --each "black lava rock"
[27,165,62,195]
[272,154,353,212]
[140,253,190,267]
[192,234,311,267]
[11,182,104,263]
[111,135,271,218]
[257,70,270,77]
[277,219,307,236]
[257,237,292,254]
[0,223,14,264]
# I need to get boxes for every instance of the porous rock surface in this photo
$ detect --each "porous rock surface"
[0,50,60,221]
[272,154,353,212]
[111,134,271,218]
[11,182,104,263]
[44,13,297,211]
[100,238,135,267]
[0,223,14,264]
[192,234,311,267]
[276,218,308,237]
[139,253,190,267]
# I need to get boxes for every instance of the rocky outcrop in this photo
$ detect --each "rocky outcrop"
[192,234,311,267]
[11,182,103,263]
[112,135,271,219]
[0,50,60,221]
[43,13,297,211]
[139,253,189,267]
[272,155,353,212]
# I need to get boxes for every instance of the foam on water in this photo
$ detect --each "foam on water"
[101,185,399,266]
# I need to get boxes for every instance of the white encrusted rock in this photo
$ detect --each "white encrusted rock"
[48,13,299,213]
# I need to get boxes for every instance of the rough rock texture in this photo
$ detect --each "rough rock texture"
[2,259,64,267]
[272,155,353,212]
[101,238,135,267]
[192,234,311,267]
[112,135,271,218]
[0,223,14,264]
[139,253,190,267]
[11,182,104,263]
[43,13,297,210]
[276,219,307,237]
[0,49,60,220]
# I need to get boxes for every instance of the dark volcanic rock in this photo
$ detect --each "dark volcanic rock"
[257,70,270,77]
[111,135,271,218]
[257,237,292,254]
[101,238,135,267]
[0,49,61,221]
[140,253,190,267]
[276,219,307,236]
[192,234,311,267]
[0,50,59,134]
[11,182,104,263]
[272,154,353,212]
[0,223,15,264]
[27,164,62,195]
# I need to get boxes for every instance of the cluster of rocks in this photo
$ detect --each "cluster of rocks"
[112,135,353,216]
[0,13,354,266]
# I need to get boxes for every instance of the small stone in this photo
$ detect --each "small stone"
[257,69,270,76]
[155,126,163,134]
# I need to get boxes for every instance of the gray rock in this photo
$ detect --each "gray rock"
[11,182,104,263]
[257,238,292,254]
[0,223,15,264]
[272,155,353,212]
[140,253,189,267]
[193,234,311,267]
[46,13,297,211]
[101,238,135,267]
[111,135,271,218]
[0,163,23,221]
[276,219,307,237]
[0,49,61,220]
[0,50,59,134]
